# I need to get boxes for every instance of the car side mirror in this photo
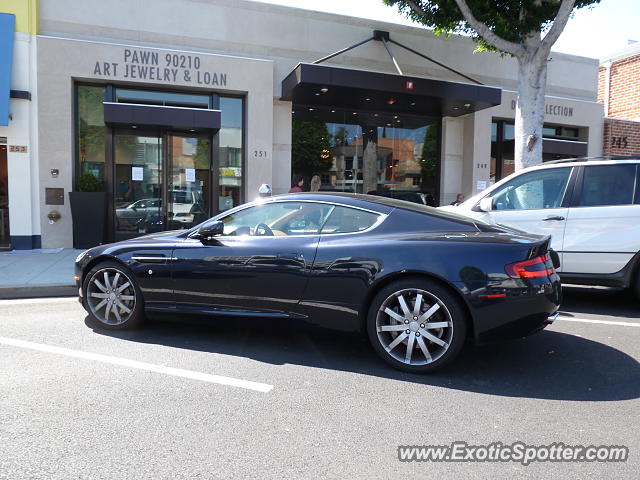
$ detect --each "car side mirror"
[478,197,494,212]
[190,221,224,241]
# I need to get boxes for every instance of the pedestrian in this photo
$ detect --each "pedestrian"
[310,175,321,192]
[450,193,465,206]
[289,175,304,193]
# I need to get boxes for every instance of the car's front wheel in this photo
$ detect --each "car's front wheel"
[83,261,144,330]
[367,278,467,373]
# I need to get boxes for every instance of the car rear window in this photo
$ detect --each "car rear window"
[579,164,637,207]
[320,206,380,234]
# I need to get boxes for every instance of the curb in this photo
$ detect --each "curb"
[0,284,77,300]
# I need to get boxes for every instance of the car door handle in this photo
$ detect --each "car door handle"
[542,216,565,221]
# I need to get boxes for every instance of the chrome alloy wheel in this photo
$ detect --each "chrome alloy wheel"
[86,267,137,326]
[375,288,453,366]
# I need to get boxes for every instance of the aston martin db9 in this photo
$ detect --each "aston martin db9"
[75,193,561,373]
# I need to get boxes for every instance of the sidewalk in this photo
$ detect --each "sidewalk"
[0,248,83,299]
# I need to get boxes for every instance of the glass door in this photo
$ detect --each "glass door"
[0,143,9,248]
[166,134,211,231]
[113,133,163,241]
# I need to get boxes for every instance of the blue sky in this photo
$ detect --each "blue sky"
[251,0,640,59]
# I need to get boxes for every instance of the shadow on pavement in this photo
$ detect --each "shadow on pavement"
[560,285,639,319]
[86,311,640,402]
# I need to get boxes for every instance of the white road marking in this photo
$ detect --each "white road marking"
[0,297,78,306]
[0,336,273,393]
[556,316,640,328]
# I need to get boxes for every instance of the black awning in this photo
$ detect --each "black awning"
[103,102,221,132]
[281,63,501,120]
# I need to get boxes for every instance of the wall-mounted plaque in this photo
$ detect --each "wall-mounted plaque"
[45,187,65,205]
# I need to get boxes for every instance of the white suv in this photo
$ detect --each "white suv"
[440,157,640,295]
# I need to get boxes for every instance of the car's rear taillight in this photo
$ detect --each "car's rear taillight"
[505,254,554,279]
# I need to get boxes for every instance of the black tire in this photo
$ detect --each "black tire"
[367,277,468,373]
[82,261,145,330]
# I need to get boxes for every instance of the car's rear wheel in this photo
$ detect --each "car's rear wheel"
[83,261,144,330]
[367,278,467,373]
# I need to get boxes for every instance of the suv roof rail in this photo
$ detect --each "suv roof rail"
[545,155,640,164]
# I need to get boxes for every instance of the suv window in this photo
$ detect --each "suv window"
[491,168,571,211]
[578,164,636,207]
[321,206,380,234]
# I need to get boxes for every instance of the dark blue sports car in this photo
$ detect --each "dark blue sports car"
[75,193,561,373]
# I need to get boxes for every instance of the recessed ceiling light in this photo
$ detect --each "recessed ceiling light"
[394,115,398,119]
[315,93,320,96]
[386,123,391,126]
[365,98,371,101]
[374,113,379,117]
[308,108,314,111]
[331,109,336,113]
[453,106,459,110]
[396,119,401,122]
[131,125,137,129]
[320,87,329,93]
[464,103,471,108]
[352,112,357,115]
[410,102,416,106]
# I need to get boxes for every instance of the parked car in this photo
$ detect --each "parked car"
[115,198,161,232]
[440,156,640,296]
[75,193,561,373]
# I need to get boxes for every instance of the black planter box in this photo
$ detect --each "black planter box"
[69,192,107,249]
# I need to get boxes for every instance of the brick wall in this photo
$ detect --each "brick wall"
[597,66,606,104]
[603,118,640,155]
[599,53,640,119]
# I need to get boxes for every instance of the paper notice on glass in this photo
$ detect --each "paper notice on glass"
[131,167,143,181]
[185,168,196,182]
[476,180,487,190]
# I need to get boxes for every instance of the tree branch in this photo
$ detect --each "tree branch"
[450,0,524,57]
[541,0,576,50]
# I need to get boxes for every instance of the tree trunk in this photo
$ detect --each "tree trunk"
[514,48,548,171]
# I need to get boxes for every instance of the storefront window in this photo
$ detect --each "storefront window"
[291,107,439,205]
[219,96,243,212]
[115,88,209,108]
[491,120,581,182]
[77,85,106,185]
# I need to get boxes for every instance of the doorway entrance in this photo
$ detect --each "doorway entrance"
[0,142,8,248]
[112,131,211,242]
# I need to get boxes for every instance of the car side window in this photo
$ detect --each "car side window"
[321,206,380,234]
[491,168,571,211]
[220,202,333,236]
[578,164,636,207]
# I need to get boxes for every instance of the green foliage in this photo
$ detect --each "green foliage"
[383,0,600,53]
[291,120,332,176]
[420,124,439,186]
[77,172,103,192]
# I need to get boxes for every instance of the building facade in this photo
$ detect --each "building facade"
[599,43,640,156]
[0,0,603,249]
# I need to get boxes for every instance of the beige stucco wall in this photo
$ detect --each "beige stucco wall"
[441,91,604,204]
[25,0,603,247]
[36,36,273,248]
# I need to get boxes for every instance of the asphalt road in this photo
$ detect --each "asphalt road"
[0,286,638,479]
